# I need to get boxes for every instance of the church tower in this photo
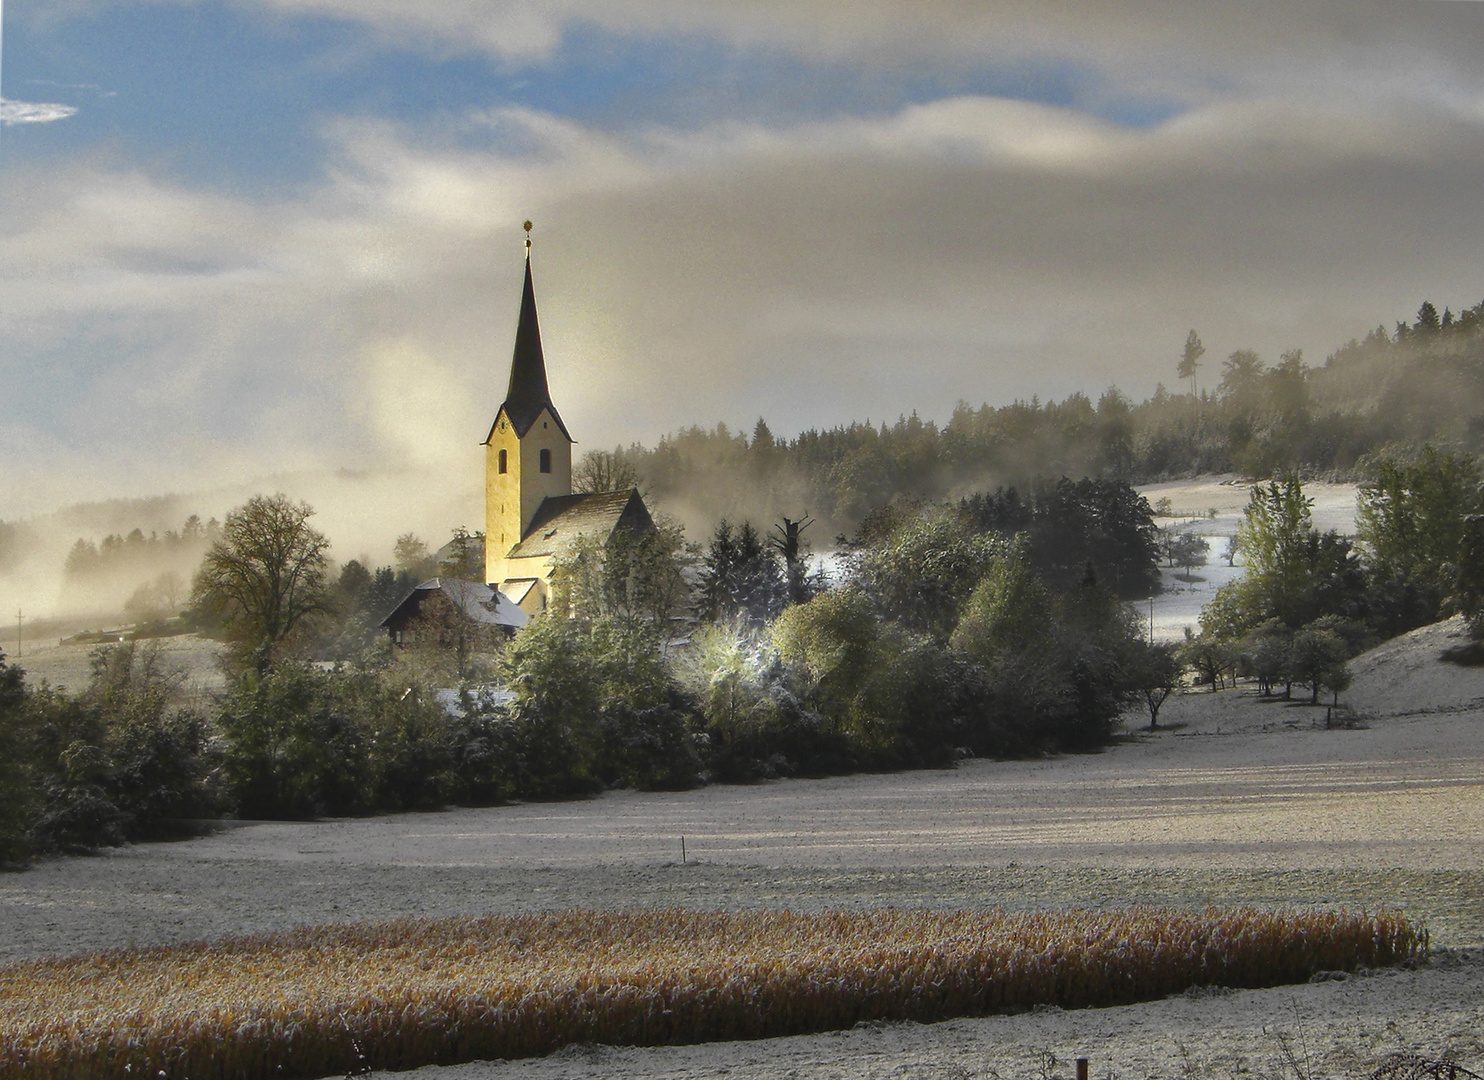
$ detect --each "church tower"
[483,229,574,590]
[482,224,656,616]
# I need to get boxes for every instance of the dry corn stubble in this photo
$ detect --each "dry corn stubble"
[0,906,1421,1080]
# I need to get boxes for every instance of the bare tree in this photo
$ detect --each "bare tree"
[191,494,330,675]
[573,449,640,494]
[431,527,495,680]
[770,515,815,606]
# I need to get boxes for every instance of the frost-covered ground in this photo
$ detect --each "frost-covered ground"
[1137,476,1360,642]
[12,475,1472,1080]
[3,620,1483,1079]
[8,630,228,701]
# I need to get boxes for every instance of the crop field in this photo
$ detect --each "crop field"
[0,906,1420,1080]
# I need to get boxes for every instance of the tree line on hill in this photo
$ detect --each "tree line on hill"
[601,298,1484,537]
[26,294,1484,607]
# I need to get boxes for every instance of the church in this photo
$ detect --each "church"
[481,229,655,615]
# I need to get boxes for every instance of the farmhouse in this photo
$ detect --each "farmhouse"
[482,230,655,615]
[379,578,527,645]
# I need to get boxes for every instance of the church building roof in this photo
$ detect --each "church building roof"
[504,489,654,562]
[485,254,572,442]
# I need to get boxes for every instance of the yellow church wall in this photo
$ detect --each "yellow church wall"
[483,415,520,584]
[483,405,572,585]
[518,410,573,531]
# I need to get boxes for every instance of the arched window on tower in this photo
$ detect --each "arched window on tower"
[540,449,552,473]
[498,449,507,474]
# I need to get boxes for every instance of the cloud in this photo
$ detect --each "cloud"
[0,99,79,125]
[5,52,1484,543]
[225,0,1483,73]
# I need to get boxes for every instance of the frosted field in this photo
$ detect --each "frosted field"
[1137,476,1361,642]
[11,475,1473,1080]
[4,620,1484,1079]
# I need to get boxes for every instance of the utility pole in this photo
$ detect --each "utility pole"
[15,608,21,660]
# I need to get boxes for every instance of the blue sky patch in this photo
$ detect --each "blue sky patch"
[0,3,1180,196]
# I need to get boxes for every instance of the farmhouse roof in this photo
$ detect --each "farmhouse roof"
[504,489,654,561]
[378,577,529,632]
[484,253,572,443]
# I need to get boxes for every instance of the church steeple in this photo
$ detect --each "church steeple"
[484,222,576,589]
[493,230,571,441]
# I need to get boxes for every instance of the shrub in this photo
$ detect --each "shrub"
[499,616,604,798]
[445,697,516,806]
[679,621,851,781]
[0,653,37,865]
[87,643,224,834]
[846,511,1006,639]
[951,555,1141,752]
[217,666,375,819]
[107,711,222,833]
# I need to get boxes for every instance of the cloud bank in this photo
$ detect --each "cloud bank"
[3,0,1484,575]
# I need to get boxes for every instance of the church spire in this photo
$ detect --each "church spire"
[493,223,570,440]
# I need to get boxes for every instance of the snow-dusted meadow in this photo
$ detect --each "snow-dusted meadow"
[9,475,1477,1080]
[4,617,1484,1079]
[1137,476,1361,642]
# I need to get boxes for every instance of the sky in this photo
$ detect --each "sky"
[4,1,1484,553]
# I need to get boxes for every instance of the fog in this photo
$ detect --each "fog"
[0,462,482,638]
[5,2,1484,631]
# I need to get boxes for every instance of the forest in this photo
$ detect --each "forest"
[0,478,1164,860]
[614,298,1484,537]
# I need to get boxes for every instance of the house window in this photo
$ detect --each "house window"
[540,448,551,473]
[498,449,507,474]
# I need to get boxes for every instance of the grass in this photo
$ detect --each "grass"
[0,906,1422,1080]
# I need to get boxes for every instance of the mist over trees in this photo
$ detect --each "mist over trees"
[0,521,35,576]
[61,517,217,620]
[602,298,1484,538]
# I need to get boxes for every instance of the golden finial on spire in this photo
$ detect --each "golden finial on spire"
[523,220,533,257]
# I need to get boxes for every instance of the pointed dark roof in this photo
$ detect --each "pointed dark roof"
[485,255,572,442]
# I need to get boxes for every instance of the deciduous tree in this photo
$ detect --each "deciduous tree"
[573,449,641,494]
[191,495,331,675]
